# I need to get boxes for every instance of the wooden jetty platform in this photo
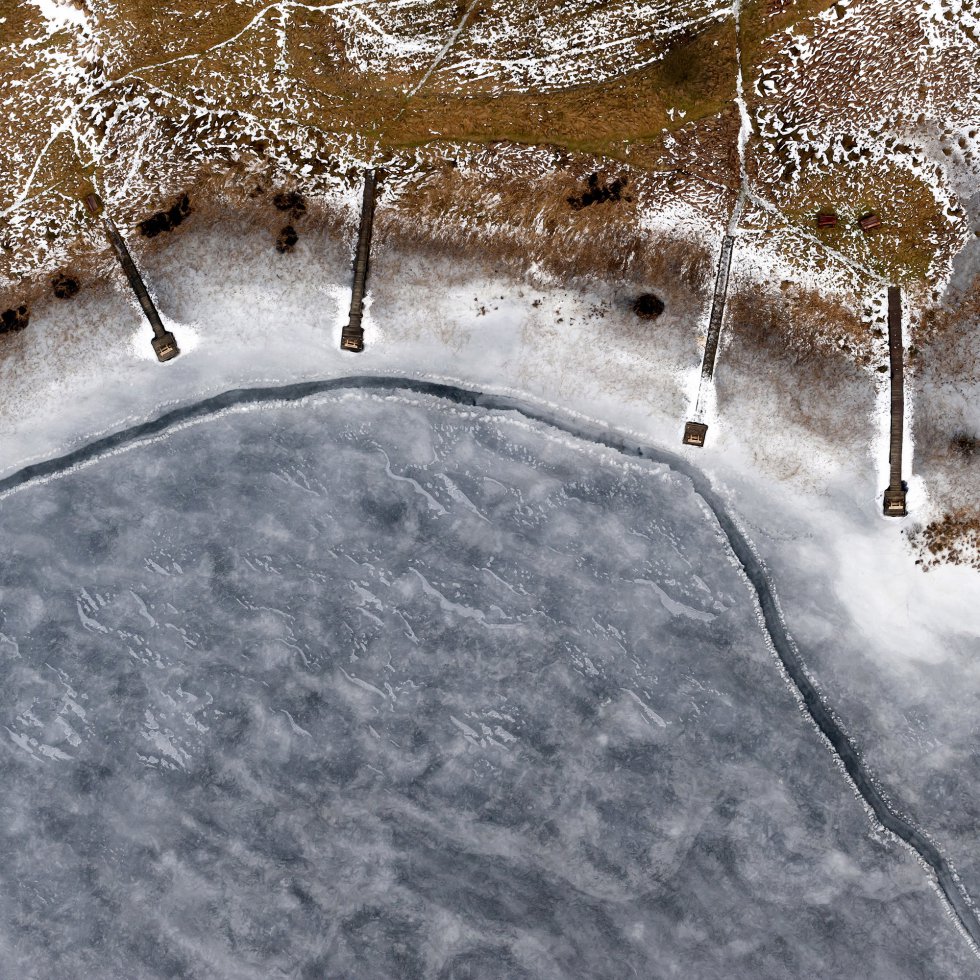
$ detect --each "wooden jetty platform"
[683,234,736,447]
[84,193,179,362]
[341,171,378,353]
[883,285,907,516]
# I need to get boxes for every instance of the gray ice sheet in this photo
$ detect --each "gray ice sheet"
[0,393,970,978]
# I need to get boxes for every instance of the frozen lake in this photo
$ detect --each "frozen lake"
[0,391,972,978]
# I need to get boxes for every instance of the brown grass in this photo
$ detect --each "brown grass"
[739,0,843,73]
[753,157,961,283]
[717,281,873,453]
[919,274,980,345]
[909,510,980,571]
[375,149,714,314]
[381,26,736,155]
[727,278,868,360]
[617,105,742,188]
[88,0,272,77]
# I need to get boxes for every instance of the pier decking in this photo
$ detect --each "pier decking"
[85,193,179,362]
[682,234,735,447]
[883,286,907,516]
[341,171,378,353]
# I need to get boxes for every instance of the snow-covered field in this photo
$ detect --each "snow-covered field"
[1,211,980,973]
[0,390,976,978]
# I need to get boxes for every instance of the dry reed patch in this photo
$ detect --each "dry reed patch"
[920,276,980,346]
[108,167,354,268]
[727,279,868,361]
[0,274,76,362]
[717,281,872,453]
[379,203,712,323]
[907,277,980,565]
[377,150,714,311]
[909,510,980,571]
[1,166,353,340]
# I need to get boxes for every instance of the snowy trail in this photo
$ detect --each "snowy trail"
[402,0,483,100]
[2,373,979,957]
[686,0,747,431]
[731,0,750,232]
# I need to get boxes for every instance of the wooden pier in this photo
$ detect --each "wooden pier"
[85,193,179,362]
[683,234,736,447]
[883,286,907,516]
[341,171,378,353]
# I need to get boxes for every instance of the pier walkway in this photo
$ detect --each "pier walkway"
[341,171,378,353]
[883,286,907,516]
[683,234,736,447]
[85,193,179,362]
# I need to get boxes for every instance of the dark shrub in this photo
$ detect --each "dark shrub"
[138,193,191,238]
[273,190,306,216]
[633,293,665,319]
[568,173,630,210]
[0,304,29,334]
[276,225,298,253]
[52,273,80,300]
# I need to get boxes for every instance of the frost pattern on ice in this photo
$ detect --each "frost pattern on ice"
[0,393,973,979]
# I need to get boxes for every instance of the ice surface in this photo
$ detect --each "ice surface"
[720,459,980,923]
[0,391,973,978]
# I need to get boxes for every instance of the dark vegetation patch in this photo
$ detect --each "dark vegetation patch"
[951,431,978,459]
[654,25,737,109]
[0,304,29,334]
[273,190,306,217]
[657,34,704,90]
[276,225,298,253]
[51,273,80,300]
[633,293,665,319]
[138,193,191,238]
[568,173,630,210]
